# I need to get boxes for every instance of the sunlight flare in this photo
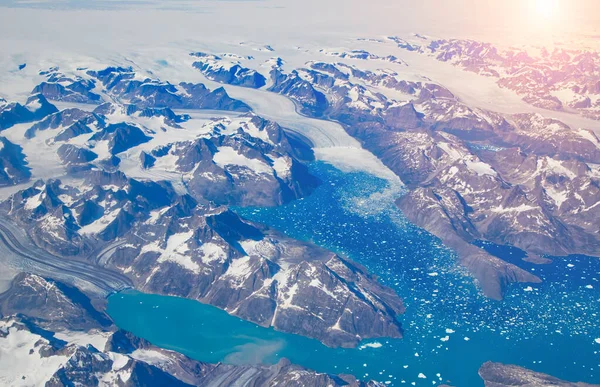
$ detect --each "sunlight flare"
[534,0,559,20]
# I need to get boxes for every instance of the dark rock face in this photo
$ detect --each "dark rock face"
[0,94,58,130]
[268,69,329,116]
[0,100,34,130]
[0,136,31,186]
[126,104,190,127]
[32,81,101,104]
[105,330,151,354]
[25,108,105,139]
[193,358,383,387]
[139,151,156,169]
[35,67,102,104]
[25,94,60,121]
[0,273,112,330]
[179,83,251,111]
[93,102,117,115]
[478,362,600,387]
[46,345,195,387]
[88,123,151,155]
[58,144,98,165]
[383,102,423,130]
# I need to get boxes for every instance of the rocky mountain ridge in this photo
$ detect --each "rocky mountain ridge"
[0,273,385,387]
[188,51,600,298]
[2,171,404,347]
[390,34,600,120]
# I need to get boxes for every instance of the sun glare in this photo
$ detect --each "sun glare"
[534,0,559,20]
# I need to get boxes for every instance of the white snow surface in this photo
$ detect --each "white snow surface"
[78,208,121,236]
[199,242,227,264]
[54,330,112,351]
[213,146,272,174]
[0,322,69,386]
[147,231,201,274]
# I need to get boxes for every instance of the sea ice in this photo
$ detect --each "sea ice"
[358,342,383,350]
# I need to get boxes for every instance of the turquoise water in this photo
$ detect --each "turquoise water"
[108,162,600,386]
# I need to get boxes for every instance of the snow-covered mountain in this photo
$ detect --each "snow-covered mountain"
[191,51,600,299]
[0,14,599,384]
[3,173,403,347]
[0,62,405,349]
[391,34,600,120]
[0,273,385,387]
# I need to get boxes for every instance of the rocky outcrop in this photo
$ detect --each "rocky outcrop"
[0,272,386,387]
[32,81,101,104]
[0,136,31,186]
[192,358,383,387]
[0,273,112,331]
[145,114,320,207]
[35,67,102,104]
[126,104,190,127]
[25,108,105,139]
[58,144,98,165]
[268,68,329,116]
[0,94,57,130]
[478,362,600,387]
[88,123,151,155]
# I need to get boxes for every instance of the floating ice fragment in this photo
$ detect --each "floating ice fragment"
[464,337,470,341]
[445,328,455,334]
[359,342,383,350]
[595,338,600,344]
[440,336,450,342]
[524,286,533,292]
[418,373,426,379]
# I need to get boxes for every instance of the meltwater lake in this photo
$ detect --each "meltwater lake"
[108,163,600,386]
